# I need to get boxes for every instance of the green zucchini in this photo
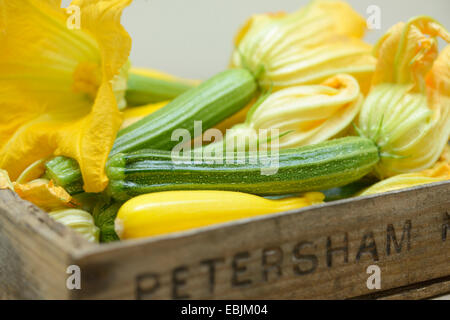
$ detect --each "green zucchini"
[106,136,380,201]
[111,68,258,156]
[45,156,84,195]
[126,70,196,106]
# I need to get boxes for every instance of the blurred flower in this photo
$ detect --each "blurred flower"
[0,0,132,193]
[231,0,376,93]
[49,209,99,243]
[205,74,363,151]
[358,17,450,178]
[0,169,13,191]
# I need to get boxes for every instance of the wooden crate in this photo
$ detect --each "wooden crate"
[0,181,449,300]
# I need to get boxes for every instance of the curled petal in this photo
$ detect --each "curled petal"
[206,74,363,151]
[373,16,450,91]
[359,161,450,196]
[14,179,77,211]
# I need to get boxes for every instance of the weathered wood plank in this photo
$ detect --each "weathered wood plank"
[70,181,450,300]
[1,181,449,300]
[351,276,450,300]
[0,190,93,299]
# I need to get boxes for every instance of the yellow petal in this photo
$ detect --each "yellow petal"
[359,162,450,196]
[14,179,77,211]
[206,74,363,151]
[440,144,450,164]
[0,0,132,193]
[232,0,376,92]
[372,17,450,91]
[16,159,47,184]
[358,17,450,178]
[252,74,363,148]
[0,169,14,191]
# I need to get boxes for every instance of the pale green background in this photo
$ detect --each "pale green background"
[61,0,450,80]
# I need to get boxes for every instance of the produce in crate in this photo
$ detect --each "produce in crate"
[14,0,375,193]
[0,0,449,243]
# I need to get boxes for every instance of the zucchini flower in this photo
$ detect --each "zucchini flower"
[359,162,450,196]
[0,0,132,193]
[232,0,376,93]
[205,74,363,151]
[358,17,450,178]
[49,209,100,243]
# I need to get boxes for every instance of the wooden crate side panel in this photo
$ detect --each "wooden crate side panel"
[73,182,450,300]
[0,191,92,299]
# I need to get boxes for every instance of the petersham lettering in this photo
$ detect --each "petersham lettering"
[135,219,439,299]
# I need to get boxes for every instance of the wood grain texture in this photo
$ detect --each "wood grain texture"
[0,181,449,300]
[0,190,93,299]
[72,181,450,300]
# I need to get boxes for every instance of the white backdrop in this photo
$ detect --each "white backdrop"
[62,0,449,80]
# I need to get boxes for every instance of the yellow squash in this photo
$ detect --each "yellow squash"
[116,191,324,240]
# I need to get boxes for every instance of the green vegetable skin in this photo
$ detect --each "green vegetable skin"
[125,71,196,106]
[111,68,258,156]
[93,200,123,243]
[45,156,84,195]
[106,137,380,201]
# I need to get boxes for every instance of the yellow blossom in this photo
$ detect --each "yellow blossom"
[14,179,78,211]
[359,161,450,196]
[231,0,376,93]
[358,17,450,178]
[205,74,363,151]
[0,0,132,193]
[49,209,99,243]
